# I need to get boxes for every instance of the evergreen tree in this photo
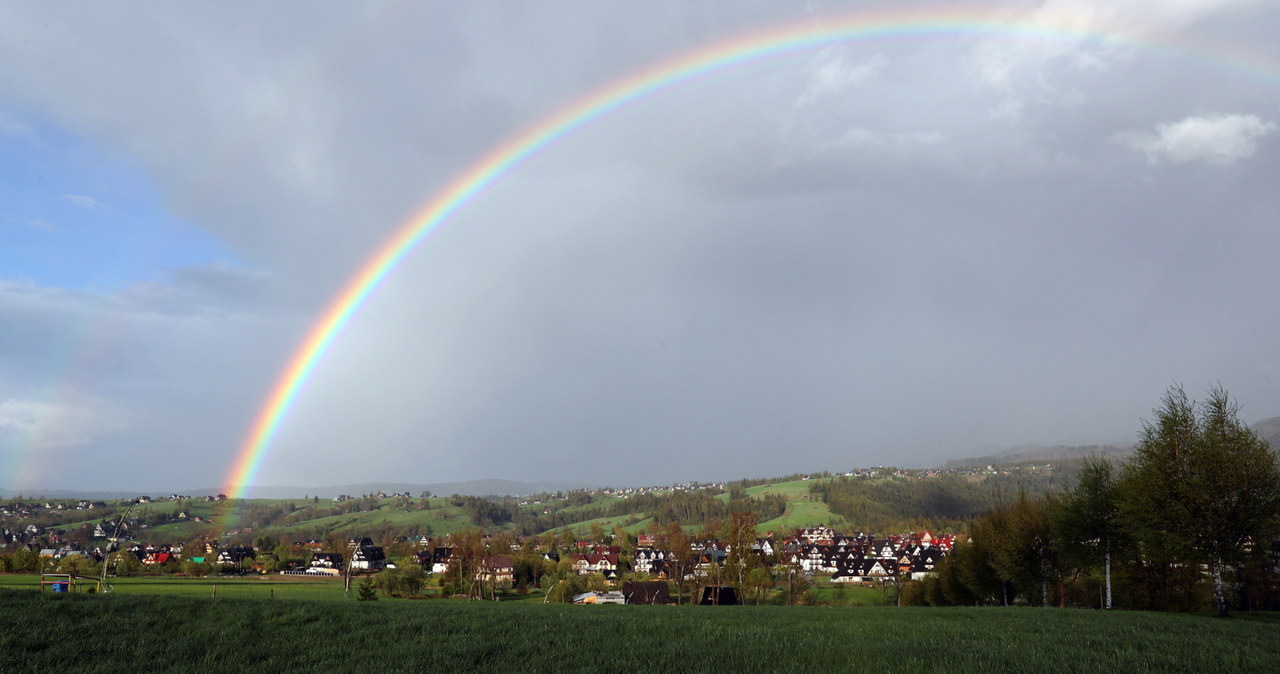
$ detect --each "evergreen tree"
[357,577,377,601]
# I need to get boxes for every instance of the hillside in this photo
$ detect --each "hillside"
[942,444,1132,470]
[5,464,1077,550]
[1254,415,1280,449]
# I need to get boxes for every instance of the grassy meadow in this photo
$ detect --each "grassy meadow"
[0,572,349,601]
[3,587,1278,672]
[0,572,891,606]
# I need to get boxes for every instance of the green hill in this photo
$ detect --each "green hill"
[9,465,1075,547]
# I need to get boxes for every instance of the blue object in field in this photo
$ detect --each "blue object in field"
[52,582,68,593]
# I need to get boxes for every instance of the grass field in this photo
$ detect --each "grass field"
[0,573,349,601]
[0,573,890,607]
[2,588,1277,672]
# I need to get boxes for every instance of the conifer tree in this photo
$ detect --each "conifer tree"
[357,577,377,601]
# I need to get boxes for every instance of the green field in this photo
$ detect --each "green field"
[0,573,349,601]
[2,587,1277,672]
[0,573,892,607]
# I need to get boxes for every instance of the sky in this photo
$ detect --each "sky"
[2,1,1279,493]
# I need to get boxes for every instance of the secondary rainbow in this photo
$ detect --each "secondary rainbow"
[223,7,1280,496]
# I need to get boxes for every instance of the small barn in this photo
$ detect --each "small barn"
[699,586,739,606]
[622,581,671,605]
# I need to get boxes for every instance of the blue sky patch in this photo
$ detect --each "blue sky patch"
[0,108,237,291]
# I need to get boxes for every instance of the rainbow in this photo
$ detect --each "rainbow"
[223,7,1280,497]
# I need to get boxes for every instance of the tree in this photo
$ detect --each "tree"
[374,568,404,597]
[780,555,809,606]
[357,577,378,601]
[253,534,278,552]
[59,554,99,577]
[556,528,577,553]
[1054,456,1121,609]
[664,523,694,605]
[111,550,144,577]
[723,511,760,596]
[1120,385,1280,617]
[9,548,39,573]
[745,566,774,605]
[446,529,485,600]
[985,493,1058,606]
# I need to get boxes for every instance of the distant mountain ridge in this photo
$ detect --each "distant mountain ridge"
[1253,415,1280,450]
[1,480,596,501]
[211,480,597,500]
[942,444,1133,470]
[943,415,1280,470]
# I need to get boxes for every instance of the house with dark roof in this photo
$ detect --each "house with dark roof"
[351,545,386,571]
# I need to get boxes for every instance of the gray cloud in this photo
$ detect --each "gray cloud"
[1,1,1279,491]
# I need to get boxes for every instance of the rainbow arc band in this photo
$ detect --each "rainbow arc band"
[223,9,1279,497]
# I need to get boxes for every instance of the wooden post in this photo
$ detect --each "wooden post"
[212,584,217,598]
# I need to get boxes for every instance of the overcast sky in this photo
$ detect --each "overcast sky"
[3,1,1279,493]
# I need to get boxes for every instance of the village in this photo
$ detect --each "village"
[2,489,956,605]
[0,464,1084,604]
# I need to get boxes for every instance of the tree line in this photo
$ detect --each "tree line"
[907,386,1280,616]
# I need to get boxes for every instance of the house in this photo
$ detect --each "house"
[216,546,256,566]
[347,537,374,550]
[429,547,453,574]
[568,553,619,576]
[798,525,835,545]
[414,549,434,568]
[753,538,775,557]
[632,548,670,575]
[351,546,386,571]
[597,590,626,604]
[476,556,515,587]
[309,552,344,570]
[142,551,174,566]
